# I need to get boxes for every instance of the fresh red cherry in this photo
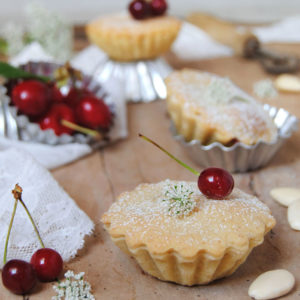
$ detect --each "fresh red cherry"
[75,97,111,130]
[2,259,37,295]
[11,80,50,117]
[139,134,235,200]
[63,87,94,107]
[39,103,75,136]
[150,0,167,16]
[129,0,149,20]
[30,248,63,282]
[49,83,64,103]
[198,168,234,199]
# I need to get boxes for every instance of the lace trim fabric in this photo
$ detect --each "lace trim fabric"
[0,148,94,268]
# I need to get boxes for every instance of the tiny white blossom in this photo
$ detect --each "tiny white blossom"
[0,22,25,55]
[0,2,72,59]
[25,2,73,61]
[203,77,236,105]
[253,78,278,99]
[162,182,196,217]
[52,270,95,300]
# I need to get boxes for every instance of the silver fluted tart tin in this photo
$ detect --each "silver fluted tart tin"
[92,57,172,103]
[0,86,20,140]
[172,104,298,173]
[3,61,115,147]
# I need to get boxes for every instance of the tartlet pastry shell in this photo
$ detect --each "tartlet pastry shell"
[104,226,266,286]
[86,13,181,61]
[102,181,275,286]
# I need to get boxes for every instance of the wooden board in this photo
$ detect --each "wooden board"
[1,42,300,299]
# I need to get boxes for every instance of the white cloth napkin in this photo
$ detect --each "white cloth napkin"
[172,22,233,60]
[0,148,94,268]
[10,42,54,66]
[0,136,92,169]
[254,15,300,43]
[172,17,300,61]
[5,42,127,170]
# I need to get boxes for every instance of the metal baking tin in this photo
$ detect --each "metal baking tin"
[2,61,115,147]
[171,104,298,173]
[92,57,172,103]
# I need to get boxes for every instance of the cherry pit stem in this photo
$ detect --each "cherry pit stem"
[139,134,200,176]
[17,190,45,249]
[8,184,45,252]
[3,187,19,264]
[61,119,102,139]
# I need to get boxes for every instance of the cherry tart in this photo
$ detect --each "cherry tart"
[102,180,275,286]
[165,69,278,146]
[86,1,181,61]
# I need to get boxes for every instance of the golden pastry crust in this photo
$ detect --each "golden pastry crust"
[165,69,278,145]
[102,180,275,285]
[86,12,181,61]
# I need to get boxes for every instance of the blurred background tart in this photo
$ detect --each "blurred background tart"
[86,1,181,61]
[165,69,278,146]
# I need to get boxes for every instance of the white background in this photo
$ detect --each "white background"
[0,0,300,24]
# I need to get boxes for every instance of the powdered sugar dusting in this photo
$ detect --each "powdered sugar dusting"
[102,180,276,257]
[92,12,180,33]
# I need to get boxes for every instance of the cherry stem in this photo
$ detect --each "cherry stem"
[61,119,102,139]
[3,187,19,264]
[139,134,200,176]
[14,184,45,249]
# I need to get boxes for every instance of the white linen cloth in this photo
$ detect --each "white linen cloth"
[172,22,233,60]
[254,15,300,43]
[3,42,127,170]
[0,148,94,268]
[172,17,300,61]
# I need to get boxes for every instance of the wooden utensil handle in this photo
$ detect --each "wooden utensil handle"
[187,12,259,57]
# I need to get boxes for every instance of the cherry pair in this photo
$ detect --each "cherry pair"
[139,134,234,199]
[129,0,167,20]
[1,185,63,295]
[11,79,111,136]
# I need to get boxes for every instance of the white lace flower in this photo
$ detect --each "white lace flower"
[162,181,196,217]
[25,2,73,61]
[253,78,278,99]
[52,270,95,300]
[0,22,25,55]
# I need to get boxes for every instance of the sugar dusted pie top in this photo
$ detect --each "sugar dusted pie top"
[101,180,275,258]
[165,69,278,145]
[89,12,181,34]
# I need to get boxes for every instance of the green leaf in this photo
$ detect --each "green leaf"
[233,96,249,103]
[0,38,8,55]
[0,62,51,82]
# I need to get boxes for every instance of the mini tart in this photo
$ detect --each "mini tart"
[165,69,278,146]
[101,180,275,286]
[86,12,181,61]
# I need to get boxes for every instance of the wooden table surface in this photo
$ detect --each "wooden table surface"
[1,37,300,299]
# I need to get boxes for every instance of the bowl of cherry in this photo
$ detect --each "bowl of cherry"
[3,61,114,145]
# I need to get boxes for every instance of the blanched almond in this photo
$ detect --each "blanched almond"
[275,74,300,93]
[248,269,295,300]
[270,187,300,207]
[287,199,300,230]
